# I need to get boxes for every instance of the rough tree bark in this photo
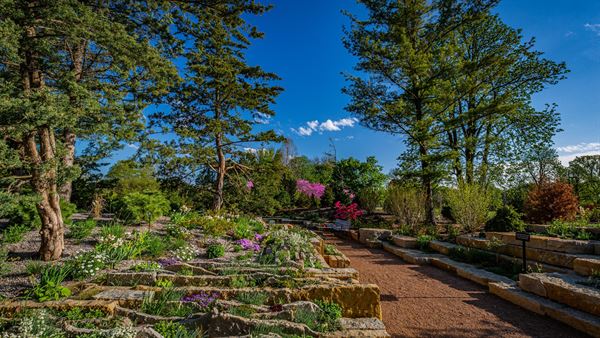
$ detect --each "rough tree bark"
[21,24,65,260]
[213,132,226,211]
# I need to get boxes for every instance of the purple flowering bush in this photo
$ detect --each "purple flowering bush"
[236,238,260,252]
[181,291,220,309]
[296,179,326,200]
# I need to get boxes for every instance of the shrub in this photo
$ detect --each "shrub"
[199,215,235,236]
[258,228,319,267]
[206,243,225,259]
[28,264,72,301]
[294,300,342,332]
[0,193,41,229]
[384,185,426,232]
[416,234,435,250]
[586,208,600,223]
[68,251,107,279]
[173,244,197,261]
[140,233,168,258]
[524,181,578,223]
[67,219,96,241]
[446,184,491,233]
[119,192,170,225]
[1,224,29,243]
[60,200,77,225]
[357,187,383,214]
[485,206,525,232]
[154,321,200,338]
[131,261,161,272]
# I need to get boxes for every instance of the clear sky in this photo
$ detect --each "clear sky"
[109,0,600,173]
[240,0,600,173]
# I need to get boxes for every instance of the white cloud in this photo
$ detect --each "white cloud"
[584,23,600,36]
[291,117,359,136]
[126,143,139,150]
[254,112,271,124]
[556,142,600,165]
[243,147,258,154]
[556,142,600,153]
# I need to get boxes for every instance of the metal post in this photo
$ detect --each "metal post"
[522,241,527,272]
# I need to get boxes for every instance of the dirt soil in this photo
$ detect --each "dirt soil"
[328,237,590,338]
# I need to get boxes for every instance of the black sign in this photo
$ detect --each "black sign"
[515,232,530,242]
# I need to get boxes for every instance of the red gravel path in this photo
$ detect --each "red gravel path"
[328,237,590,338]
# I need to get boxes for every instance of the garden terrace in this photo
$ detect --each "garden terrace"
[0,216,387,337]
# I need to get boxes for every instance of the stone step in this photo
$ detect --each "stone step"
[430,257,515,287]
[490,281,600,338]
[574,257,600,276]
[391,235,417,249]
[429,240,458,255]
[519,272,600,317]
[382,242,436,265]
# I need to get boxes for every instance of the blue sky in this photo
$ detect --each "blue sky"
[239,0,600,173]
[110,0,600,173]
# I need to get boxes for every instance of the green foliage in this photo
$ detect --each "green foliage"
[0,246,9,276]
[156,279,174,288]
[258,228,319,268]
[324,244,340,256]
[415,234,435,251]
[67,251,106,279]
[55,307,106,321]
[173,244,197,261]
[525,181,579,223]
[99,223,125,239]
[357,187,383,214]
[141,288,193,317]
[384,185,426,233]
[446,184,492,233]
[331,157,386,203]
[67,219,96,241]
[235,292,268,305]
[206,243,225,259]
[567,155,600,206]
[106,161,161,195]
[28,264,72,302]
[118,192,170,225]
[0,193,41,229]
[1,224,29,243]
[26,261,46,276]
[154,321,201,338]
[485,206,526,232]
[294,301,342,332]
[131,261,161,272]
[140,233,168,258]
[199,215,235,237]
[2,310,65,338]
[60,200,77,226]
[229,275,256,288]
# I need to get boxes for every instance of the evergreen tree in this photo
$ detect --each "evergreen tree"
[0,0,175,259]
[151,1,283,211]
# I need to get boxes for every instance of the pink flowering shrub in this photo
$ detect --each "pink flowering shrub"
[296,179,326,200]
[334,201,364,220]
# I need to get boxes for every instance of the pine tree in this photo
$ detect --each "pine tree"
[0,0,175,259]
[151,1,283,211]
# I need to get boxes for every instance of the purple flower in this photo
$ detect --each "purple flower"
[254,234,264,242]
[246,180,254,190]
[181,291,220,309]
[237,239,261,252]
[296,179,325,200]
[158,258,180,267]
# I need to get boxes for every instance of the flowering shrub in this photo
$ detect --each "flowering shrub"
[173,245,197,261]
[236,238,260,251]
[258,228,319,267]
[334,201,363,220]
[69,251,107,279]
[181,291,220,309]
[296,179,326,199]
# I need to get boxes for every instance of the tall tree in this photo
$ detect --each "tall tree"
[567,155,600,206]
[151,1,283,211]
[343,0,496,224]
[442,14,566,186]
[0,1,175,259]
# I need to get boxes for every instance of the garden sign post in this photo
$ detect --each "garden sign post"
[515,232,531,272]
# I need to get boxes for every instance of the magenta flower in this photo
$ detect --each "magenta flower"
[237,238,260,251]
[246,180,254,190]
[296,179,325,199]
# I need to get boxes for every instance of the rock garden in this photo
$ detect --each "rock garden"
[0,213,387,337]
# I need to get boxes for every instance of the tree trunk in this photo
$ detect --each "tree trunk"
[24,130,65,260]
[59,129,75,201]
[59,41,85,202]
[213,133,226,211]
[21,24,64,260]
[419,145,436,226]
